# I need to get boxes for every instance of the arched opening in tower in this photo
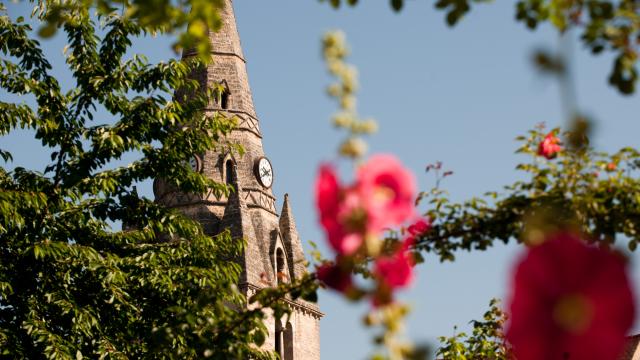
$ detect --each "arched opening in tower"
[275,321,283,358]
[276,248,286,284]
[275,320,294,360]
[214,81,230,110]
[284,322,294,360]
[221,90,229,109]
[225,159,234,185]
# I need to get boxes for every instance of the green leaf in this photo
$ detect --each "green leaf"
[302,290,318,303]
[38,24,56,38]
[391,0,403,11]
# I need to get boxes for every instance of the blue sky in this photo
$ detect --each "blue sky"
[3,0,640,358]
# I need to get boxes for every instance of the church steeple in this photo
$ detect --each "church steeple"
[182,0,256,118]
[153,1,322,358]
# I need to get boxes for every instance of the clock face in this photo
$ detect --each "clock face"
[188,155,201,172]
[255,157,273,188]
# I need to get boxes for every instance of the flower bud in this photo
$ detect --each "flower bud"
[360,119,378,134]
[327,84,342,97]
[339,137,367,158]
[340,94,356,111]
[332,112,353,128]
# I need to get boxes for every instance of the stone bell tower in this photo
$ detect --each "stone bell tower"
[152,1,322,359]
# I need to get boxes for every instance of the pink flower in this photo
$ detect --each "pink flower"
[316,164,341,219]
[321,219,364,255]
[506,232,635,360]
[407,217,431,237]
[357,154,417,231]
[316,262,352,293]
[374,237,415,289]
[537,132,562,159]
[315,165,364,255]
[315,155,417,256]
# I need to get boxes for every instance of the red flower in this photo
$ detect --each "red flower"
[506,232,635,360]
[537,132,562,159]
[316,262,352,293]
[315,165,364,255]
[407,217,431,238]
[357,154,417,231]
[315,156,417,255]
[316,164,341,218]
[374,237,415,289]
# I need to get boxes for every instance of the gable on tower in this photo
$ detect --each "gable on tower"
[270,230,291,285]
[279,194,308,280]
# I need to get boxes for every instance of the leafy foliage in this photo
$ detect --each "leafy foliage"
[415,125,640,262]
[318,0,490,21]
[3,0,640,358]
[514,0,640,94]
[436,299,512,360]
[31,0,226,57]
[320,0,405,12]
[320,0,640,94]
[0,7,283,359]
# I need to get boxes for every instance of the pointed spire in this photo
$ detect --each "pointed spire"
[184,0,244,60]
[279,194,297,233]
[208,0,245,61]
[279,194,307,279]
[183,0,257,118]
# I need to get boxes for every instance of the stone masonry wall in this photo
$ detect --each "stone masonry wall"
[154,0,323,358]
